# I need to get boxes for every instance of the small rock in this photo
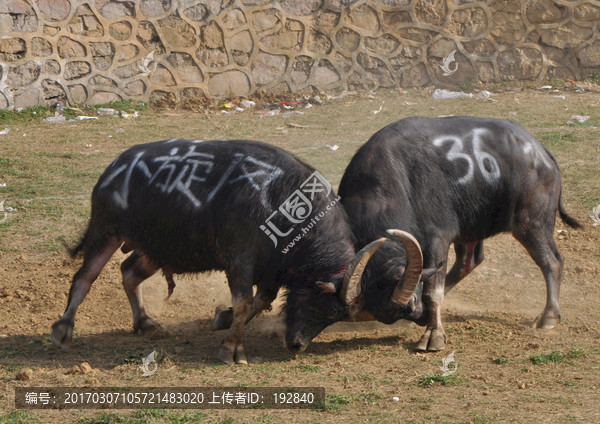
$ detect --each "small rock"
[517,380,527,389]
[80,362,93,374]
[16,368,34,381]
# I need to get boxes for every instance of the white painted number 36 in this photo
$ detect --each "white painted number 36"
[433,128,500,184]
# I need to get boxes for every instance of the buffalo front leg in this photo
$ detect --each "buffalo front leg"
[415,244,449,352]
[121,252,164,336]
[210,285,279,331]
[514,229,564,329]
[51,236,121,350]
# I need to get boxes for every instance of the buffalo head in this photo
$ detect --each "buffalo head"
[285,229,436,353]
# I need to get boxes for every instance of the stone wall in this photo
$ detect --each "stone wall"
[1,0,600,109]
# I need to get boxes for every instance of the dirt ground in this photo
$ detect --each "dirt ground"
[1,86,600,423]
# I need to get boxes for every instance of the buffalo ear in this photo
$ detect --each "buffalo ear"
[316,281,337,294]
[421,264,442,282]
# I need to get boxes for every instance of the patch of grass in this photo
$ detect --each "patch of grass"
[568,348,585,358]
[585,71,600,84]
[547,78,565,88]
[416,373,465,387]
[0,410,42,424]
[325,394,352,410]
[354,391,384,404]
[76,412,129,424]
[529,351,568,365]
[493,357,509,365]
[293,364,320,372]
[539,131,576,146]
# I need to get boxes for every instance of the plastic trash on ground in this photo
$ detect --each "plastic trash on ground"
[240,100,255,108]
[73,116,98,121]
[258,110,280,118]
[432,89,474,100]
[121,111,139,119]
[97,108,117,116]
[43,116,66,123]
[0,128,9,135]
[570,115,590,123]
[590,204,600,226]
[282,111,304,119]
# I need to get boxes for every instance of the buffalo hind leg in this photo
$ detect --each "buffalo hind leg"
[444,241,484,294]
[514,228,563,329]
[217,264,256,365]
[51,236,121,350]
[121,252,165,336]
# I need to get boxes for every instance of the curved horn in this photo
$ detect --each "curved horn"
[340,238,386,305]
[386,229,423,305]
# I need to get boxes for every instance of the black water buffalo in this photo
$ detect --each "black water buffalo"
[52,139,386,364]
[334,116,581,352]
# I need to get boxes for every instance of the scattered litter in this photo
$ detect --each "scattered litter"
[538,85,553,90]
[477,90,494,99]
[97,108,117,116]
[575,87,585,93]
[553,95,566,100]
[43,116,66,123]
[304,103,313,109]
[286,123,309,128]
[432,89,473,100]
[570,115,590,123]
[240,100,255,108]
[116,128,125,133]
[220,103,235,109]
[311,95,324,105]
[327,144,339,151]
[590,204,600,226]
[280,101,300,108]
[514,273,524,279]
[392,396,400,402]
[72,116,98,121]
[120,111,139,119]
[258,110,280,118]
[556,229,569,240]
[139,50,157,76]
[56,100,64,115]
[235,107,244,112]
[0,200,14,224]
[282,111,304,119]
[565,80,575,87]
[370,105,383,114]
[0,128,9,135]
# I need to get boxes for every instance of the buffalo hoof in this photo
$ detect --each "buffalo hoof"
[135,316,167,338]
[217,342,248,365]
[533,311,560,330]
[210,306,233,331]
[414,327,447,352]
[51,319,73,351]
